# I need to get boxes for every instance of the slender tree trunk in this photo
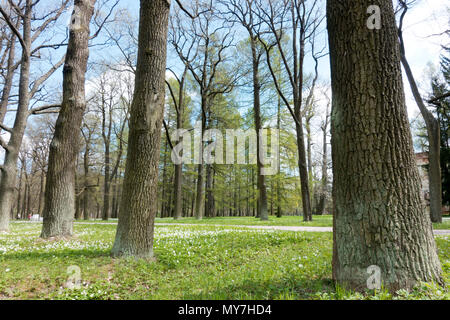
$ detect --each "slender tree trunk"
[160,138,168,217]
[116,178,122,218]
[111,0,170,258]
[276,96,282,218]
[250,38,268,221]
[74,167,82,220]
[292,36,312,222]
[195,171,204,218]
[205,164,215,218]
[166,178,173,217]
[327,0,442,291]
[38,170,45,216]
[83,137,91,220]
[24,177,31,217]
[172,67,187,220]
[317,103,330,216]
[75,185,82,220]
[111,175,118,219]
[398,23,442,223]
[41,0,95,238]
[306,116,313,178]
[173,161,183,219]
[190,185,195,217]
[295,119,311,222]
[102,141,111,220]
[0,2,32,232]
[16,162,24,219]
[194,97,207,220]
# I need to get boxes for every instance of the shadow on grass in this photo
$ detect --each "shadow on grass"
[0,249,111,261]
[183,277,335,300]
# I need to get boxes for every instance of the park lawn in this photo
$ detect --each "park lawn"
[0,222,448,300]
[76,214,450,230]
[74,215,334,227]
[156,215,334,227]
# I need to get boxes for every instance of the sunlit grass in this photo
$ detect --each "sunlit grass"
[0,222,448,300]
[72,214,450,230]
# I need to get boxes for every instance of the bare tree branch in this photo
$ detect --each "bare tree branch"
[0,5,27,51]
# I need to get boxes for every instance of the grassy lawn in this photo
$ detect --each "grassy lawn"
[75,214,450,230]
[156,215,334,227]
[0,222,448,300]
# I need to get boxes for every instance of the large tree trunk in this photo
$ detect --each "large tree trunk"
[327,0,443,291]
[41,0,95,238]
[111,0,170,258]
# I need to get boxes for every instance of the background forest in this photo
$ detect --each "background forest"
[1,0,447,224]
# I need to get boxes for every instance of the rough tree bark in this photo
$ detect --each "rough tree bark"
[327,0,442,291]
[111,0,170,258]
[41,0,95,238]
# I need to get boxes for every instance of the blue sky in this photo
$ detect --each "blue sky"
[2,0,448,161]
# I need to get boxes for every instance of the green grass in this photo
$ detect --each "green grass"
[74,214,450,230]
[156,215,334,227]
[73,215,333,227]
[0,222,448,300]
[435,218,450,230]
